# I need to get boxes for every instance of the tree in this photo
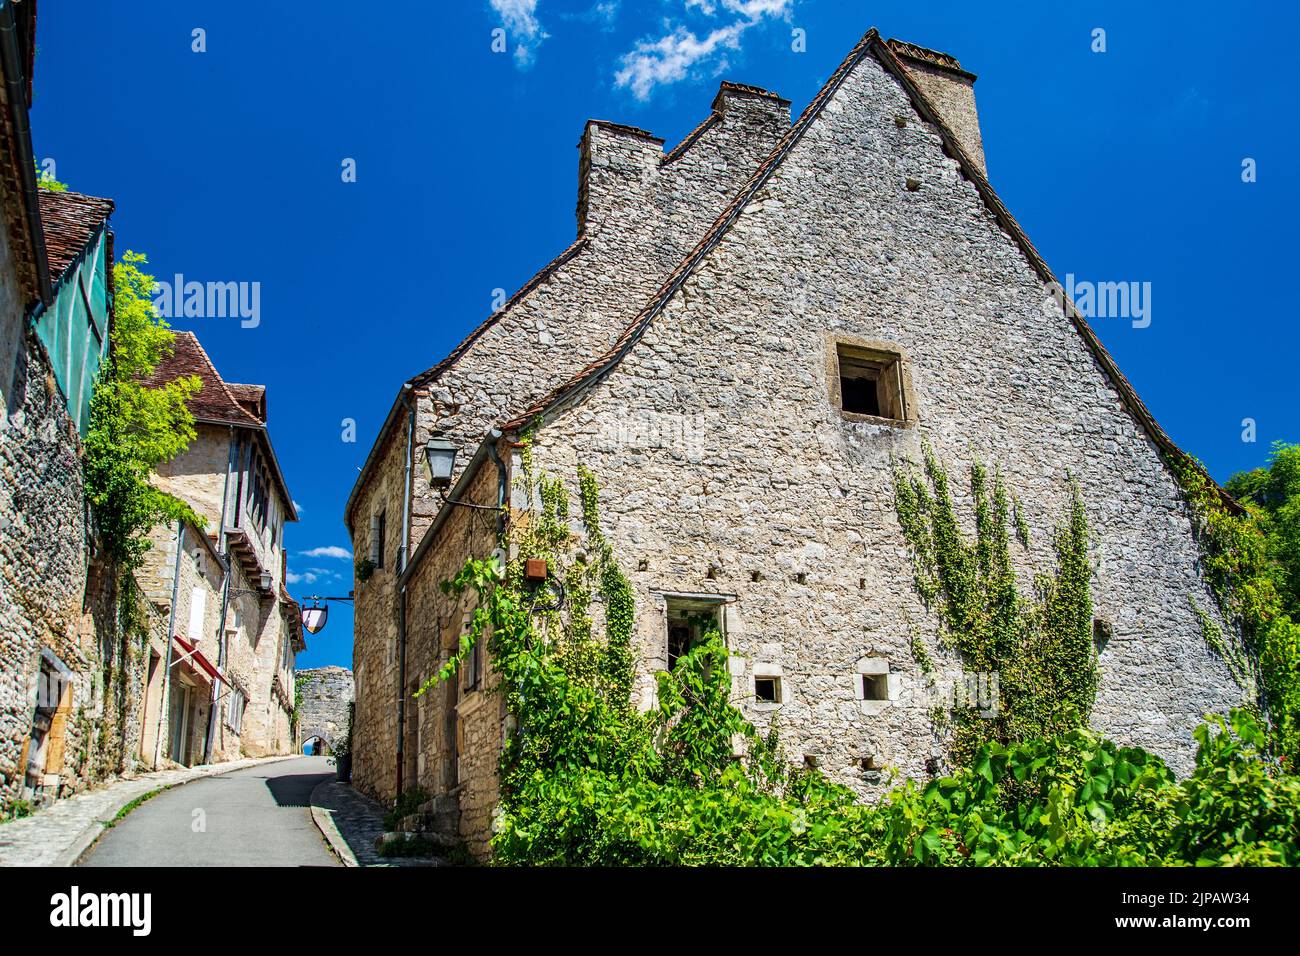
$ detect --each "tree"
[1220,443,1300,770]
[1226,443,1300,616]
[83,250,203,566]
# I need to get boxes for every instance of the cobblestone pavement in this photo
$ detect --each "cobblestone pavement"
[0,755,297,867]
[310,778,445,867]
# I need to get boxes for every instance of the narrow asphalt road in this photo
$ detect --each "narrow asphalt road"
[79,756,340,867]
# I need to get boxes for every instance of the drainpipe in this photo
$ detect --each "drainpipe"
[395,388,415,797]
[153,521,186,767]
[202,428,240,764]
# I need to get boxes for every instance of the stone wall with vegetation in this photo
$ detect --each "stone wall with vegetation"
[349,83,797,814]
[522,48,1240,795]
[297,665,354,753]
[403,459,504,855]
[0,322,152,808]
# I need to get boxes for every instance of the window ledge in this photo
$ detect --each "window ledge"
[455,687,491,719]
[839,411,912,429]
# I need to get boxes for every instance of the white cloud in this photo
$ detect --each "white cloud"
[491,0,549,68]
[293,500,304,513]
[615,0,793,100]
[300,545,352,560]
[287,571,319,585]
[591,0,620,29]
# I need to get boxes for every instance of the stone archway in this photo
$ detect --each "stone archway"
[301,729,332,756]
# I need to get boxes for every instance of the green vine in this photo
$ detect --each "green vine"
[894,444,1097,765]
[417,457,1297,866]
[84,251,203,568]
[1175,446,1300,770]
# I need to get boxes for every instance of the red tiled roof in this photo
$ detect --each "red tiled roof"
[143,330,263,427]
[227,383,266,423]
[713,80,792,108]
[145,329,299,521]
[37,189,114,286]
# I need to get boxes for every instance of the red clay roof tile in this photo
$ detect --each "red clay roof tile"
[37,189,114,286]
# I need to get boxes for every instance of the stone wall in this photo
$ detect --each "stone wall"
[402,460,504,856]
[0,316,152,807]
[297,665,354,753]
[348,414,408,802]
[522,48,1239,794]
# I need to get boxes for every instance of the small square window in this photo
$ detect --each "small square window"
[862,673,889,701]
[755,676,781,704]
[835,343,907,421]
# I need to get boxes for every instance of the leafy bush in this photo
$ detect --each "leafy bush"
[383,786,429,832]
[1184,444,1300,770]
[83,251,202,566]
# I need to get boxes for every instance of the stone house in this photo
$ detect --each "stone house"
[137,330,305,766]
[0,0,143,810]
[346,30,1242,858]
[347,77,797,808]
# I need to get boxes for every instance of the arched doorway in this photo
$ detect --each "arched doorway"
[301,731,330,756]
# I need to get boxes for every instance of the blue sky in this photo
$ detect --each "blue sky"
[31,1,1298,669]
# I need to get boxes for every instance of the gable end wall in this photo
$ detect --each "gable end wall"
[521,49,1239,793]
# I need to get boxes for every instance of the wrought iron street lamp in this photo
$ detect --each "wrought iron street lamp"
[424,433,458,488]
[230,570,274,597]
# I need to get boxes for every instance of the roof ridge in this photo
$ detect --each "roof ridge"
[168,329,262,427]
[407,236,588,390]
[43,186,115,207]
[585,119,665,143]
[714,80,792,107]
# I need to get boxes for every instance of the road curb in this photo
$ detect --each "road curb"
[309,779,359,867]
[56,754,299,867]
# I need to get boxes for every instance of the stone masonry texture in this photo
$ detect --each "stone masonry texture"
[0,305,143,809]
[297,666,354,753]
[349,83,797,809]
[349,37,1241,857]
[523,47,1239,787]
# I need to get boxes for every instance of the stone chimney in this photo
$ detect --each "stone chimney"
[575,120,664,236]
[711,81,791,139]
[886,39,986,177]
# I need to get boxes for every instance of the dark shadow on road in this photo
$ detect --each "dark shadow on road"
[265,771,334,808]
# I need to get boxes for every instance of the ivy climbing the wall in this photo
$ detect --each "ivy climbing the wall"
[1178,445,1300,772]
[893,444,1097,765]
[427,457,1298,866]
